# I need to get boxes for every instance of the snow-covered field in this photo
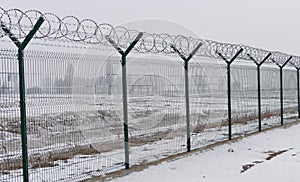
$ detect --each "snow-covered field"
[111,121,300,182]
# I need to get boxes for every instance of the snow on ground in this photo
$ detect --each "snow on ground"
[112,122,300,182]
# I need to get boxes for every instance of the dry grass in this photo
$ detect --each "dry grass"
[0,157,22,170]
[266,150,288,160]
[241,164,255,173]
[190,108,297,133]
[0,143,102,171]
[129,131,170,145]
[192,125,206,133]
[240,148,289,173]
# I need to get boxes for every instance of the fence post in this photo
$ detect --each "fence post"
[105,32,143,169]
[271,56,292,125]
[216,48,243,140]
[290,62,300,118]
[247,53,271,131]
[298,68,300,118]
[1,17,44,182]
[170,43,202,152]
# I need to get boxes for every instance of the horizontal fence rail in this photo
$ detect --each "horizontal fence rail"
[0,6,300,182]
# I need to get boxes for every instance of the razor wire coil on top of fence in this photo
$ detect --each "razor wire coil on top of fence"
[1,7,300,66]
[1,6,300,182]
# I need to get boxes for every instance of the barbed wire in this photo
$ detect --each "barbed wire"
[0,7,299,66]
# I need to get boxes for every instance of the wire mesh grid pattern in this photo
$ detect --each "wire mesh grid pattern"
[0,6,300,182]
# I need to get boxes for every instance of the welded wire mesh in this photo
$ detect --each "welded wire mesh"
[229,63,258,136]
[1,44,299,182]
[0,47,127,181]
[1,5,300,182]
[0,49,22,181]
[188,57,228,148]
[125,54,187,164]
[282,68,298,122]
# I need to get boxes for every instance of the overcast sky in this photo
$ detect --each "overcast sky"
[2,0,300,56]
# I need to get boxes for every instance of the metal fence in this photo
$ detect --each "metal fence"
[0,7,300,182]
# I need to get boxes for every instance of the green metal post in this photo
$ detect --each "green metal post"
[227,63,232,139]
[280,67,284,125]
[247,53,271,131]
[290,63,300,118]
[257,66,261,130]
[184,60,191,151]
[216,48,243,140]
[272,56,292,125]
[281,57,292,125]
[106,32,143,169]
[18,48,29,180]
[298,68,300,118]
[1,17,44,182]
[170,43,202,152]
[121,54,129,168]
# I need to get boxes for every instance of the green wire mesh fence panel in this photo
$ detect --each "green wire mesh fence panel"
[125,54,186,165]
[0,46,126,181]
[230,62,259,137]
[65,50,125,181]
[0,49,22,182]
[0,6,300,181]
[189,58,297,142]
[283,68,298,121]
[260,65,281,129]
[189,58,228,148]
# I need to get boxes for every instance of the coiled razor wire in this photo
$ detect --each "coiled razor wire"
[0,7,300,66]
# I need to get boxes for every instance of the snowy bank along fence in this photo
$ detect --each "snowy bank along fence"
[0,7,300,182]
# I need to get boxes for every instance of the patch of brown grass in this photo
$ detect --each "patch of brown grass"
[129,131,170,145]
[241,164,255,173]
[266,150,288,160]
